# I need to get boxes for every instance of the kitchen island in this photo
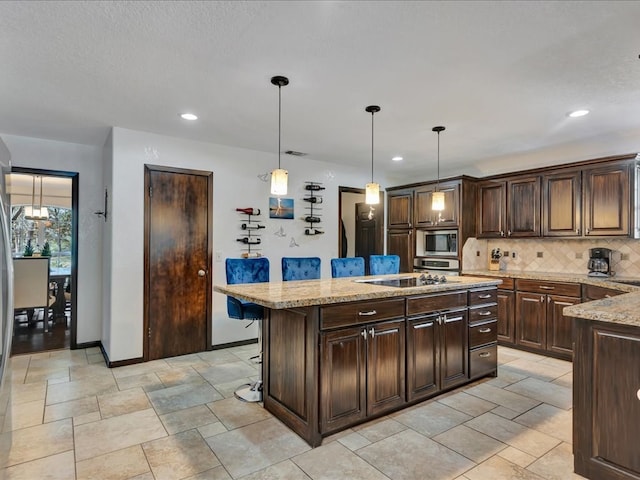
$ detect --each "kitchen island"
[215,273,501,446]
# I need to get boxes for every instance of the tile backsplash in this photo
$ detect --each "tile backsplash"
[462,237,640,277]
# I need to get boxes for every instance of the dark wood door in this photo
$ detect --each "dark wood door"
[145,166,212,361]
[477,181,506,238]
[497,289,515,344]
[583,163,630,236]
[387,229,413,273]
[507,176,541,237]
[320,326,366,433]
[387,191,413,229]
[546,294,579,358]
[367,319,406,416]
[406,314,439,401]
[440,309,469,390]
[355,202,378,275]
[515,291,546,350]
[415,186,436,228]
[542,170,582,237]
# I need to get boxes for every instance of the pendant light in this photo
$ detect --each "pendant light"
[24,175,49,220]
[431,126,446,211]
[365,105,381,205]
[270,75,289,195]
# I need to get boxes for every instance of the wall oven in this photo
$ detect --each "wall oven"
[413,257,460,276]
[419,229,458,257]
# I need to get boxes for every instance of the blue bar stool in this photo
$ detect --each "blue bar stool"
[369,254,400,275]
[330,257,365,278]
[225,257,269,402]
[281,256,321,281]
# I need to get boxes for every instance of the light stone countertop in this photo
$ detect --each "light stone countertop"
[214,274,501,310]
[464,269,640,327]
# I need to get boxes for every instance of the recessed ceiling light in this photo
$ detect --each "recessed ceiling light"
[568,109,589,118]
[392,156,403,162]
[180,113,198,121]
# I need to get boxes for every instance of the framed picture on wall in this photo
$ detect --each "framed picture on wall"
[269,197,294,219]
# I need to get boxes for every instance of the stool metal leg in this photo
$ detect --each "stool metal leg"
[235,320,263,402]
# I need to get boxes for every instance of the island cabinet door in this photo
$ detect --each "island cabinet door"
[546,294,580,358]
[406,314,440,402]
[366,319,406,416]
[440,309,469,390]
[320,326,367,433]
[515,291,546,350]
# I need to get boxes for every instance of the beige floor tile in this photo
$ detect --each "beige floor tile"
[165,353,212,369]
[74,411,102,425]
[195,360,258,385]
[497,446,537,468]
[239,459,309,480]
[358,429,474,480]
[24,366,70,384]
[129,474,155,480]
[551,372,573,389]
[514,403,573,444]
[465,455,546,480]
[74,408,167,461]
[111,359,172,379]
[337,431,371,450]
[143,429,221,480]
[207,417,310,478]
[46,375,119,405]
[212,377,256,398]
[0,419,73,467]
[506,377,572,410]
[147,382,223,415]
[392,400,472,437]
[293,441,389,480]
[87,353,105,365]
[197,349,247,366]
[464,382,541,414]
[485,365,529,388]
[159,404,219,434]
[47,376,70,386]
[44,395,99,423]
[208,396,272,429]
[501,359,572,382]
[98,387,151,418]
[9,382,46,404]
[320,428,355,445]
[433,424,507,463]
[352,417,407,443]
[156,366,207,388]
[2,399,44,432]
[69,363,114,381]
[465,412,561,458]
[114,371,164,392]
[437,391,498,416]
[491,405,520,420]
[76,444,150,480]
[527,442,586,480]
[197,421,227,438]
[184,465,233,479]
[1,449,75,480]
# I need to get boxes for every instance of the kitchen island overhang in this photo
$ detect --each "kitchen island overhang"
[215,274,502,447]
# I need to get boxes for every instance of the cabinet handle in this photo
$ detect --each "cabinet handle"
[576,228,580,235]
[500,230,504,237]
[445,315,464,323]
[414,322,434,329]
[637,389,640,401]
[478,294,492,299]
[358,310,377,316]
[376,328,399,336]
[478,327,492,333]
[540,296,545,302]
[479,352,491,358]
[477,311,492,316]
[369,327,375,338]
[539,286,555,290]
[605,294,611,298]
[508,230,512,237]
[586,228,590,234]
[361,329,367,340]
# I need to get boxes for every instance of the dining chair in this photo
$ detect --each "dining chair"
[13,256,55,332]
[282,256,321,281]
[330,257,365,278]
[225,257,270,402]
[369,254,400,275]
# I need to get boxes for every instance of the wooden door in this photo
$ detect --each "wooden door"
[507,176,541,237]
[542,170,582,237]
[144,165,212,360]
[583,163,630,236]
[439,309,469,390]
[406,314,439,401]
[367,319,406,416]
[320,326,366,433]
[546,294,579,358]
[515,291,546,350]
[477,181,506,238]
[387,190,413,229]
[355,202,379,274]
[387,229,413,273]
[496,289,515,344]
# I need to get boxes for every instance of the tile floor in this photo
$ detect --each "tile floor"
[0,345,586,480]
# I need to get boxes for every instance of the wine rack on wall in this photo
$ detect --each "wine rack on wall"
[236,207,264,257]
[303,182,325,236]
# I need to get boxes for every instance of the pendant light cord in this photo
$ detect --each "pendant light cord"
[39,176,43,209]
[371,111,374,183]
[278,84,282,170]
[436,131,440,191]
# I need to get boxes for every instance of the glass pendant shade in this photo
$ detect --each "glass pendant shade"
[365,182,380,205]
[431,190,445,211]
[24,206,49,220]
[270,168,288,195]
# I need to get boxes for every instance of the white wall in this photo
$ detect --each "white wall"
[107,127,391,361]
[101,131,113,355]
[2,134,104,345]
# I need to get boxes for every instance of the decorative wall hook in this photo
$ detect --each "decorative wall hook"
[94,188,108,222]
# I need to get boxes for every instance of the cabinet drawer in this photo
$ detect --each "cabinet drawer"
[515,279,581,297]
[582,283,623,301]
[469,320,498,348]
[469,288,497,306]
[320,298,405,330]
[498,277,515,290]
[469,343,497,378]
[468,304,498,324]
[407,290,467,316]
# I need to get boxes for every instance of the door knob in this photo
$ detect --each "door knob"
[198,269,206,277]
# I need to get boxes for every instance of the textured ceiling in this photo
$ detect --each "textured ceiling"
[1,1,639,184]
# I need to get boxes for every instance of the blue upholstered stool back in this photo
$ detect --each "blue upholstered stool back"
[282,257,321,281]
[225,257,269,320]
[331,257,365,278]
[369,255,400,275]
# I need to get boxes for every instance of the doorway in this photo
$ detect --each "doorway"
[338,186,384,274]
[9,167,78,355]
[144,165,212,361]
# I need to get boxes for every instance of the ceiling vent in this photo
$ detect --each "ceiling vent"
[285,150,307,156]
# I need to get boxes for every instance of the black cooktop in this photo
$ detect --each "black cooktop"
[360,275,459,288]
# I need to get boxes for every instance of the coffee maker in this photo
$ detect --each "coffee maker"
[588,247,613,277]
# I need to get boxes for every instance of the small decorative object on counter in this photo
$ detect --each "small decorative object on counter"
[304,181,323,235]
[41,241,51,257]
[236,207,262,257]
[489,248,501,271]
[23,239,34,257]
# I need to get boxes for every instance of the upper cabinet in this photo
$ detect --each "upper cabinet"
[542,169,582,237]
[583,162,630,236]
[477,181,506,238]
[387,190,413,229]
[415,181,460,228]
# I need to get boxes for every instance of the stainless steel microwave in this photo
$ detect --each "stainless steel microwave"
[423,229,458,256]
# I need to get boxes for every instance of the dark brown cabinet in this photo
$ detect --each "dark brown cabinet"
[387,229,413,273]
[468,287,499,379]
[574,319,640,480]
[387,190,413,229]
[583,162,630,236]
[542,169,582,237]
[582,283,623,301]
[496,278,516,345]
[415,181,459,228]
[477,181,506,238]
